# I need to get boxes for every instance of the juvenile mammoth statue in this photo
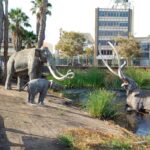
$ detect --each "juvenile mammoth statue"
[23,78,63,104]
[5,47,74,90]
[100,42,150,113]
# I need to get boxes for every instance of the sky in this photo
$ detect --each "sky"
[9,0,150,48]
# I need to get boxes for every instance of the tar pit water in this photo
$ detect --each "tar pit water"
[63,88,150,136]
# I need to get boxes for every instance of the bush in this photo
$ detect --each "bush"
[58,134,75,149]
[86,89,117,119]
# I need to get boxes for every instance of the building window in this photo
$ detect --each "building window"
[101,50,112,55]
[141,52,149,58]
[99,10,128,17]
[99,40,115,46]
[99,21,128,27]
[140,43,150,51]
[99,30,128,36]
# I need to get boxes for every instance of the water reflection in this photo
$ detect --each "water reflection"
[63,88,150,136]
[135,113,150,136]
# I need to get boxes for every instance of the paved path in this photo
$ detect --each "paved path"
[0,85,125,150]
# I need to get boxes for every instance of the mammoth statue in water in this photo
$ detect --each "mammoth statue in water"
[5,47,74,90]
[100,42,150,113]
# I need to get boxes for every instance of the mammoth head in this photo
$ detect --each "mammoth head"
[99,42,139,96]
[121,77,139,95]
[35,47,75,81]
[35,47,52,63]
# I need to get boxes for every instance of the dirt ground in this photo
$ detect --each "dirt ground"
[0,85,134,150]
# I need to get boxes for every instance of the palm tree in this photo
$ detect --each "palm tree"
[0,0,4,50]
[22,29,37,48]
[37,0,47,48]
[3,0,8,78]
[31,0,52,48]
[9,8,31,51]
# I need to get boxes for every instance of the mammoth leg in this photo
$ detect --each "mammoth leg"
[28,70,37,81]
[17,76,22,91]
[5,73,12,90]
[38,90,47,105]
[29,93,36,104]
[5,60,14,90]
[26,86,31,103]
[125,104,135,112]
[27,92,31,103]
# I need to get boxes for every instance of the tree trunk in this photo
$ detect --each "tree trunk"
[37,0,47,48]
[36,18,40,40]
[127,57,132,66]
[3,0,8,80]
[0,0,4,50]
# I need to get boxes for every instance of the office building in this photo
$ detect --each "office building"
[135,36,150,66]
[95,4,133,65]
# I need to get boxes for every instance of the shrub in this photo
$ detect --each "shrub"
[58,134,75,149]
[86,89,117,119]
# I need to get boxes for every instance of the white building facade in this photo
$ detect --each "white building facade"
[95,5,133,65]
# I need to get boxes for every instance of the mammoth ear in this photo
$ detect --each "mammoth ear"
[35,48,41,57]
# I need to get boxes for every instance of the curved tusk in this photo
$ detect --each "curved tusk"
[66,71,75,79]
[67,69,72,73]
[108,42,121,66]
[55,69,65,77]
[48,66,69,81]
[48,66,75,80]
[108,42,126,79]
[99,44,119,77]
[56,69,73,78]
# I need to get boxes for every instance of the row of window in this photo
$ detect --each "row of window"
[140,43,150,51]
[99,40,115,46]
[99,30,128,36]
[99,11,129,17]
[99,21,128,27]
[100,50,113,55]
[141,52,149,59]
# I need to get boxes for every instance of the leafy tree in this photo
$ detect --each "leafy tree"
[22,29,37,48]
[9,8,31,51]
[31,0,52,47]
[115,35,140,65]
[84,46,93,65]
[55,31,86,57]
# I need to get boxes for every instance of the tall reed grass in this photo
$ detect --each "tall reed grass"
[86,89,117,119]
[125,68,150,88]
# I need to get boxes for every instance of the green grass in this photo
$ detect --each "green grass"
[126,68,150,88]
[58,134,76,149]
[47,68,118,89]
[86,89,117,119]
[108,139,132,150]
[47,67,150,89]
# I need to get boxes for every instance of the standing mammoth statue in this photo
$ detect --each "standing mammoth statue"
[23,78,64,104]
[5,47,74,90]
